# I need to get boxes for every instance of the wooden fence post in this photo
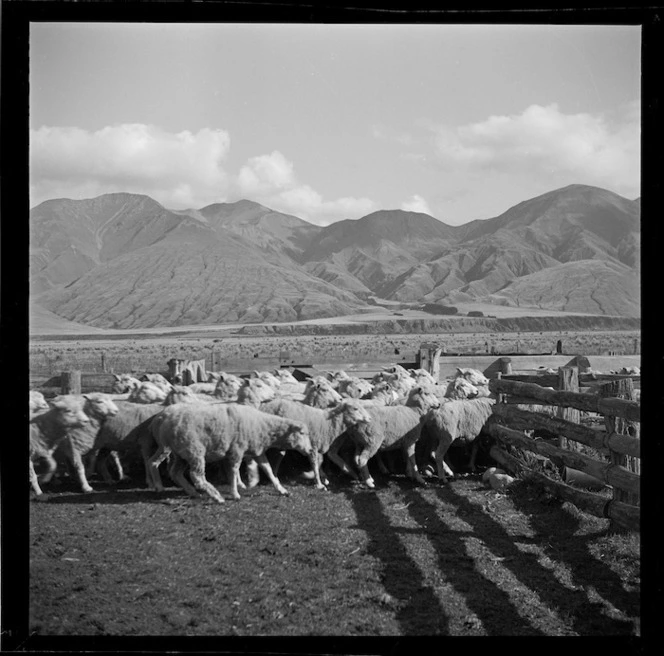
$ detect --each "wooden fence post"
[101,352,107,373]
[600,378,640,522]
[61,370,81,395]
[499,357,512,376]
[557,367,580,451]
[419,344,442,380]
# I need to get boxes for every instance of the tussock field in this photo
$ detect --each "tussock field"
[30,330,640,378]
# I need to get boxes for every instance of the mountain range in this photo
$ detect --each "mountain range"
[30,184,640,329]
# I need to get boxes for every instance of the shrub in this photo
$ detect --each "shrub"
[467,310,484,317]
[421,303,458,316]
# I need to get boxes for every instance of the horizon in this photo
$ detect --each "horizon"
[30,23,640,227]
[29,181,639,228]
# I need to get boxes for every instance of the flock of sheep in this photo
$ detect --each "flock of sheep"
[29,364,504,503]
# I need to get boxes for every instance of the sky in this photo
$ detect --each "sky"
[29,23,641,226]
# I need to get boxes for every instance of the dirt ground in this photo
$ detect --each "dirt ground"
[28,459,640,638]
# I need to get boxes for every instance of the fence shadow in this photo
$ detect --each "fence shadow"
[412,481,636,635]
[508,481,640,620]
[343,487,451,635]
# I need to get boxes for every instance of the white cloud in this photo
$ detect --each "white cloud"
[231,150,377,225]
[30,125,377,223]
[431,102,640,197]
[400,194,432,215]
[30,124,231,208]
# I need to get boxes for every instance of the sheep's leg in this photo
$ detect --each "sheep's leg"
[255,453,290,496]
[435,440,453,484]
[85,448,99,479]
[29,459,44,496]
[69,446,94,493]
[270,450,286,477]
[403,443,427,486]
[245,457,260,488]
[468,441,479,472]
[109,451,125,480]
[188,456,225,504]
[141,435,163,491]
[355,444,380,488]
[147,445,171,493]
[98,454,115,485]
[38,455,58,485]
[375,452,390,476]
[325,435,359,481]
[225,453,243,501]
[317,453,330,487]
[168,455,199,497]
[298,448,326,491]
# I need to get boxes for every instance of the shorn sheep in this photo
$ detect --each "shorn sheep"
[29,395,92,496]
[425,398,495,484]
[53,394,120,493]
[148,403,315,503]
[346,386,441,488]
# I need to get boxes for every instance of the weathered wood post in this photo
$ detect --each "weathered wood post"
[499,357,512,376]
[557,367,580,451]
[599,378,640,525]
[101,352,107,373]
[419,343,442,381]
[633,338,639,355]
[61,370,82,395]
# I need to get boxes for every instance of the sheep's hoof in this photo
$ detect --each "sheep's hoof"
[316,483,328,491]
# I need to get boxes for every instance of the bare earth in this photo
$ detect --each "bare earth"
[29,463,640,637]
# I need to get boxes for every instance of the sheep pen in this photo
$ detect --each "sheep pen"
[24,333,642,640]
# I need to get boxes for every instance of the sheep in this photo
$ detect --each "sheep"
[140,373,173,392]
[111,374,142,394]
[363,381,400,406]
[273,369,299,385]
[29,390,50,417]
[207,371,222,383]
[128,381,169,404]
[250,370,281,389]
[443,376,480,400]
[409,368,438,387]
[186,382,218,395]
[346,386,442,489]
[302,380,344,409]
[425,398,495,484]
[258,398,373,485]
[214,372,245,401]
[338,377,374,399]
[148,403,316,503]
[52,393,120,493]
[29,395,91,496]
[236,378,277,407]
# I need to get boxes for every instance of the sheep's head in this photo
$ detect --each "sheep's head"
[445,377,479,400]
[111,374,141,394]
[49,396,91,428]
[29,391,50,415]
[237,378,276,407]
[407,385,441,410]
[335,399,372,426]
[274,369,298,385]
[128,382,168,404]
[456,367,489,387]
[165,386,198,405]
[82,393,119,419]
[284,420,311,450]
[303,381,343,408]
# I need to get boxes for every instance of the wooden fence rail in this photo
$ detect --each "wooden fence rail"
[489,378,640,423]
[488,371,640,533]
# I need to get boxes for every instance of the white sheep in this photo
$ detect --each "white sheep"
[148,402,315,503]
[140,373,173,392]
[128,381,169,404]
[302,378,343,407]
[236,378,277,407]
[346,386,442,488]
[273,369,299,385]
[425,398,495,484]
[443,377,480,400]
[53,393,120,493]
[338,377,374,399]
[214,372,245,401]
[259,397,373,485]
[29,395,92,496]
[29,390,50,417]
[111,374,142,394]
[250,370,282,389]
[410,368,438,387]
[207,371,222,382]
[186,382,218,395]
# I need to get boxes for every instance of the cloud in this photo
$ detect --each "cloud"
[30,124,231,208]
[400,194,432,215]
[30,125,377,224]
[231,150,377,225]
[430,102,640,197]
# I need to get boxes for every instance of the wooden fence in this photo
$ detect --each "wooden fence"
[486,370,640,533]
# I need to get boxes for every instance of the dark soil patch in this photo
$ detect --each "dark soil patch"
[28,471,639,637]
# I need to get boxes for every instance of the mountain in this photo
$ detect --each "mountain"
[29,184,640,329]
